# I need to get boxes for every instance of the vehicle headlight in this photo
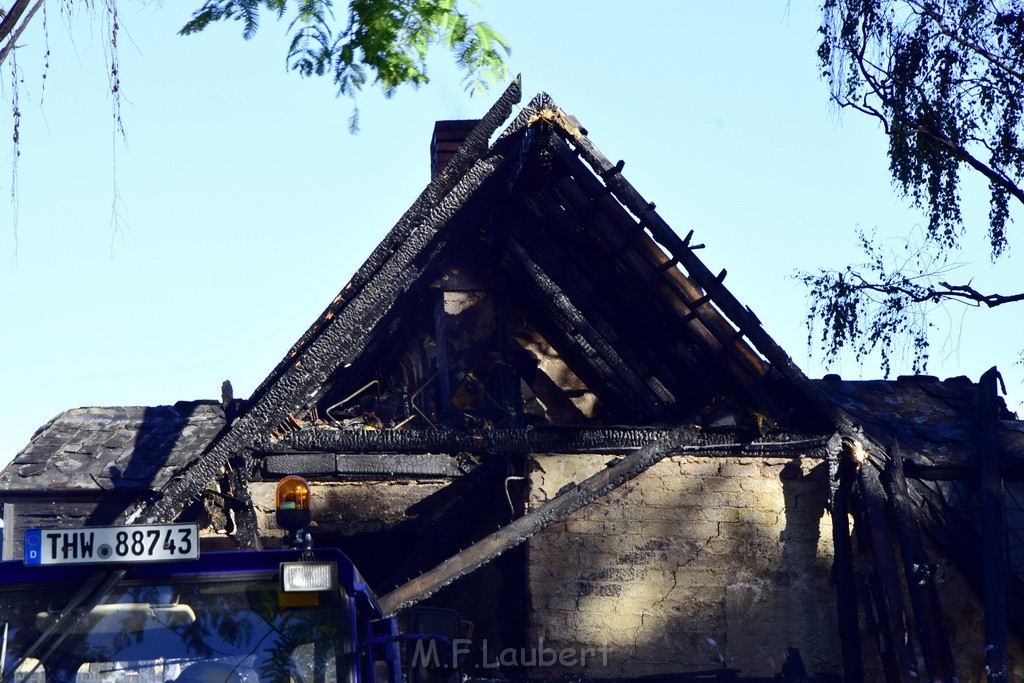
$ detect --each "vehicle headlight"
[280,561,338,592]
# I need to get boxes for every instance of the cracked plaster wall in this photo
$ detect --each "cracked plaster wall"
[526,454,839,678]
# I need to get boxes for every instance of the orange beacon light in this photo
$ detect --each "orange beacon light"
[276,476,313,537]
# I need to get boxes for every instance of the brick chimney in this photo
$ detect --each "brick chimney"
[431,119,479,177]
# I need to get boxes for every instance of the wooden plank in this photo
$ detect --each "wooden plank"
[882,443,956,682]
[263,453,468,478]
[828,436,864,683]
[857,464,919,682]
[978,367,1009,682]
[378,427,742,615]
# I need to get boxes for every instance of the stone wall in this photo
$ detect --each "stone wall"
[525,454,839,678]
[248,479,449,544]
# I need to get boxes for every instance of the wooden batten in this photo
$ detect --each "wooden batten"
[829,436,864,683]
[979,367,1009,681]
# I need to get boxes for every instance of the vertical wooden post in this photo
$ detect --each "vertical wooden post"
[978,367,1008,682]
[883,442,956,681]
[857,463,918,682]
[433,292,452,417]
[829,435,864,683]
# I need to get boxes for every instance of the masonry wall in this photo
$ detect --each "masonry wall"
[526,454,839,679]
[248,480,448,541]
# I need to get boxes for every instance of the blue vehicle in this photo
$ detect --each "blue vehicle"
[0,478,415,683]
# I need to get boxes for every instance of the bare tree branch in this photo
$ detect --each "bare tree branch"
[0,0,42,68]
[934,282,1024,307]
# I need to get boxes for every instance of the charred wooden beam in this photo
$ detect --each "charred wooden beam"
[543,146,789,420]
[503,237,666,417]
[828,435,864,683]
[545,138,772,382]
[262,452,471,479]
[225,455,262,550]
[508,196,686,405]
[902,459,1024,481]
[377,427,755,615]
[978,367,1009,682]
[256,427,828,457]
[856,464,919,682]
[882,443,956,682]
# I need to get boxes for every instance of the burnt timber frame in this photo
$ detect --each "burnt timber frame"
[139,86,831,530]
[828,435,864,683]
[857,463,919,682]
[257,427,827,457]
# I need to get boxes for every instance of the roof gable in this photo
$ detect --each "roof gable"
[233,88,818,439]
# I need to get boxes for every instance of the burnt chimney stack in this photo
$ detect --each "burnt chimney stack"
[431,120,479,177]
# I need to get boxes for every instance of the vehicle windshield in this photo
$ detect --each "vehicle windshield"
[0,573,351,683]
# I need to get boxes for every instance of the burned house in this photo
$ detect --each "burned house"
[3,80,1024,681]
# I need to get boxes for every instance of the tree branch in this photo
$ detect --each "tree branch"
[0,0,30,45]
[908,0,1024,85]
[840,271,1024,309]
[934,281,1024,307]
[0,0,42,68]
[912,118,1024,209]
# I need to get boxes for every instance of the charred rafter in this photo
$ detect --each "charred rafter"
[538,161,787,419]
[503,238,665,419]
[509,191,691,403]
[543,118,833,429]
[516,179,763,410]
[545,137,773,387]
[256,426,829,457]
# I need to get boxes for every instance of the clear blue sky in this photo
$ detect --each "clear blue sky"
[1,1,1021,466]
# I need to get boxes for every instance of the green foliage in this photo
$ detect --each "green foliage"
[180,0,509,130]
[799,230,941,377]
[811,0,1024,375]
[820,0,1024,258]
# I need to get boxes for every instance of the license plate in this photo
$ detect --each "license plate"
[23,524,200,565]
